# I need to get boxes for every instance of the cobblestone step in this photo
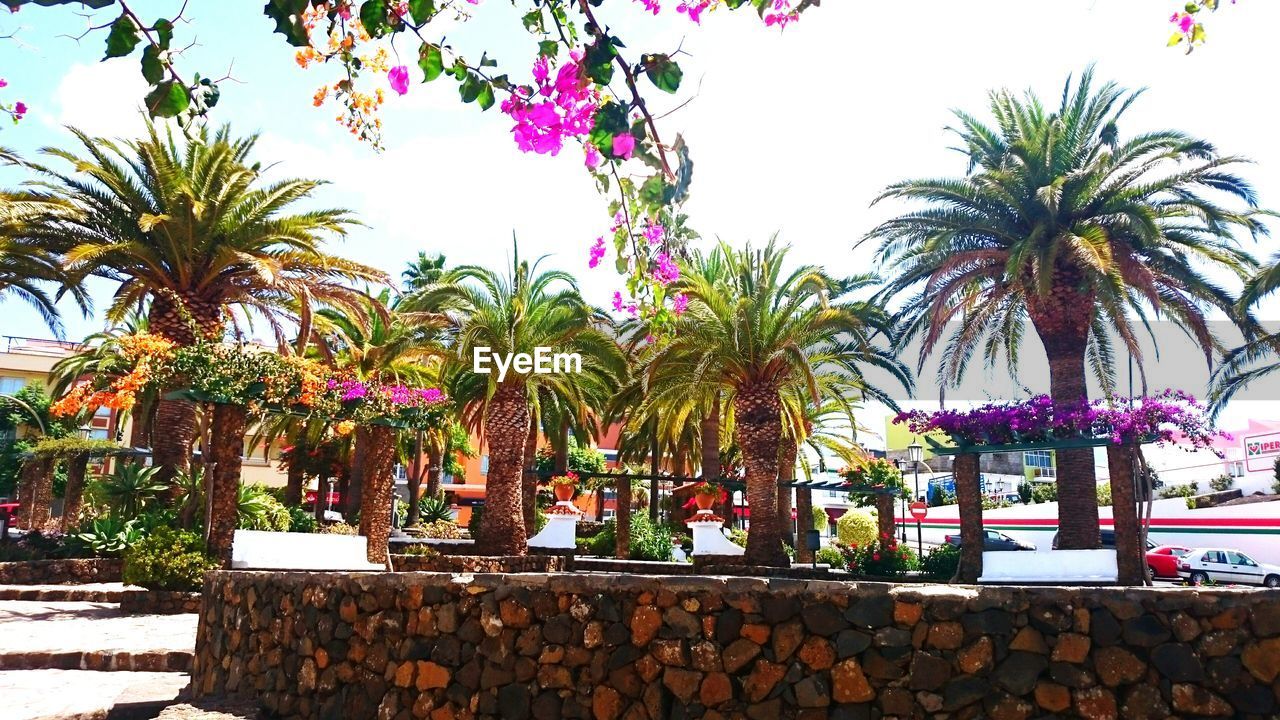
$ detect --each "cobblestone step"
[0,649,192,672]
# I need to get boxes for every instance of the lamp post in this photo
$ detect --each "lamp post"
[907,442,924,556]
[892,458,907,543]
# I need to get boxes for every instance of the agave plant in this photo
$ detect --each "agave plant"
[71,516,144,558]
[417,493,454,524]
[90,464,168,521]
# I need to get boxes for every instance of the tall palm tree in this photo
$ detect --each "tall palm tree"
[1211,256,1280,410]
[405,244,626,555]
[2,123,383,482]
[863,69,1266,548]
[0,189,89,336]
[402,252,447,293]
[645,239,907,566]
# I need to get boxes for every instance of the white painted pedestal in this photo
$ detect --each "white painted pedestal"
[686,510,745,556]
[527,501,581,550]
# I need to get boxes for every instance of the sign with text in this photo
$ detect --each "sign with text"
[1244,431,1280,473]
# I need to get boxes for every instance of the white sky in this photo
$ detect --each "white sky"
[3,1,1280,443]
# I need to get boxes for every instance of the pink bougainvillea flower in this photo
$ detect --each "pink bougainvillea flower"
[0,79,7,88]
[503,54,599,157]
[645,334,656,344]
[612,291,625,312]
[388,66,410,96]
[651,252,680,285]
[1179,14,1195,33]
[13,101,26,117]
[677,0,712,24]
[672,293,689,316]
[584,143,602,169]
[635,0,661,15]
[588,237,607,268]
[642,220,665,245]
[612,133,635,159]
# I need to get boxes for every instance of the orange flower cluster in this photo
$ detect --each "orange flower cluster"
[51,333,175,418]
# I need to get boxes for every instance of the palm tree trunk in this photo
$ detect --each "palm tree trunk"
[478,381,529,555]
[1042,335,1100,549]
[21,458,54,531]
[553,419,568,474]
[522,415,538,535]
[358,425,397,565]
[147,295,223,487]
[648,426,660,522]
[734,382,788,567]
[616,472,631,559]
[60,454,90,532]
[348,428,368,518]
[795,485,814,563]
[1107,443,1144,585]
[425,445,443,500]
[702,394,729,522]
[128,402,152,449]
[778,437,797,548]
[405,431,423,527]
[953,453,983,583]
[314,473,330,522]
[285,436,306,507]
[207,403,248,567]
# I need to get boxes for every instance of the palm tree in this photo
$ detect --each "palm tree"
[2,123,383,482]
[402,252,447,293]
[0,189,89,336]
[863,69,1266,549]
[645,239,906,566]
[1211,257,1280,410]
[405,244,626,555]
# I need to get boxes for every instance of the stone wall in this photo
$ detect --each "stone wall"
[0,558,122,585]
[193,572,1280,719]
[120,589,203,615]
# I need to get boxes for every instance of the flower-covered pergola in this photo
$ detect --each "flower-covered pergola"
[50,333,451,565]
[896,390,1223,584]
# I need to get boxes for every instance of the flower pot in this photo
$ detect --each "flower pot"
[694,493,715,511]
[553,484,575,502]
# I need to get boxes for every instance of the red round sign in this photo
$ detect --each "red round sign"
[909,501,928,521]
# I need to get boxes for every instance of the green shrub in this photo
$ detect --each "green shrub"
[398,543,439,557]
[71,516,145,557]
[582,514,673,561]
[1017,481,1033,504]
[467,507,483,538]
[929,487,955,507]
[835,510,878,549]
[287,506,318,533]
[418,494,454,523]
[839,539,916,578]
[982,496,1012,510]
[919,543,961,581]
[811,505,829,534]
[320,522,358,535]
[1209,475,1234,492]
[1158,483,1198,500]
[122,528,217,592]
[815,546,845,569]
[1030,483,1058,503]
[237,484,291,531]
[418,520,461,539]
[90,463,168,520]
[1096,484,1112,507]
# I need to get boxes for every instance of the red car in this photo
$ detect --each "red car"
[1147,545,1192,579]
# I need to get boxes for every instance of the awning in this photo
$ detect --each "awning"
[825,507,848,522]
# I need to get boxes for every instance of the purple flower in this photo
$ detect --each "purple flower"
[388,65,410,96]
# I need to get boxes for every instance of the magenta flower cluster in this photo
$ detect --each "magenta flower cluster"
[501,52,599,157]
[895,390,1224,450]
[327,379,447,407]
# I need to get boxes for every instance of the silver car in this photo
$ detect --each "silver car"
[1177,548,1280,587]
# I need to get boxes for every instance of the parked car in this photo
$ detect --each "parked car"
[1051,529,1157,551]
[1146,545,1192,579]
[944,529,1035,551]
[1178,548,1280,587]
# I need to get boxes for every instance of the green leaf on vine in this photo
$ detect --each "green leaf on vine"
[418,42,444,82]
[458,73,483,103]
[588,101,629,154]
[522,8,543,32]
[153,18,174,49]
[360,0,391,38]
[583,40,617,85]
[476,82,495,111]
[104,14,141,59]
[263,0,311,47]
[639,174,669,207]
[538,41,559,59]
[144,80,190,118]
[140,45,165,84]
[408,0,435,24]
[643,54,682,94]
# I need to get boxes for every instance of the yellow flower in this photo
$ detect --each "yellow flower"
[335,420,356,436]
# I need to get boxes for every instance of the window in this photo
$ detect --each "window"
[1023,450,1055,478]
[480,455,489,475]
[0,376,27,395]
[1202,551,1226,564]
[1228,551,1255,566]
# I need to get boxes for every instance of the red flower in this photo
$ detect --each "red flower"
[872,553,881,561]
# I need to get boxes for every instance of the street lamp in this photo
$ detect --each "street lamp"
[892,458,907,542]
[907,442,924,555]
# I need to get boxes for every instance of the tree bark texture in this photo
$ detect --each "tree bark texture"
[477,381,530,555]
[147,294,223,488]
[357,424,397,565]
[1107,443,1145,586]
[953,453,984,583]
[60,454,90,532]
[285,436,305,508]
[406,431,423,528]
[778,437,797,548]
[207,403,248,567]
[795,486,814,563]
[348,428,368,519]
[616,473,631,560]
[734,382,788,567]
[874,493,896,548]
[21,458,53,530]
[522,416,539,535]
